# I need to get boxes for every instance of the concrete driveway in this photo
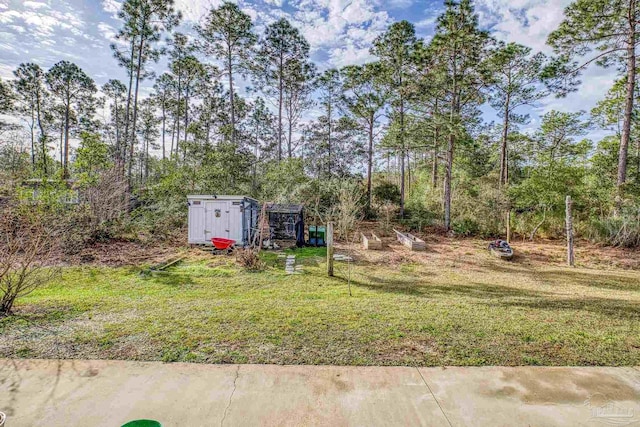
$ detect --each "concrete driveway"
[1,359,639,426]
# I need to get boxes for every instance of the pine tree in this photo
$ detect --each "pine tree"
[102,79,127,163]
[547,0,640,207]
[371,20,418,218]
[197,1,256,145]
[429,0,492,230]
[487,42,546,187]
[254,18,311,161]
[112,0,180,184]
[45,61,97,179]
[13,63,50,174]
[341,62,387,209]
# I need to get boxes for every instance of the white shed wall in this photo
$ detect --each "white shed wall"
[187,196,255,245]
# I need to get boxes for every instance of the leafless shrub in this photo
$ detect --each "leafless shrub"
[313,180,365,241]
[236,248,265,271]
[0,201,60,316]
[590,208,640,248]
[83,167,128,235]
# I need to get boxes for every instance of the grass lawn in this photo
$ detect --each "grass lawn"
[1,240,639,366]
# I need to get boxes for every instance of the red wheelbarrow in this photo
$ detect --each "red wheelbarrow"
[211,237,236,255]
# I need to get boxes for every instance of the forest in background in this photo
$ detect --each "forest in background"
[1,0,640,250]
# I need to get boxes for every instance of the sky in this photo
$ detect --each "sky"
[0,0,618,140]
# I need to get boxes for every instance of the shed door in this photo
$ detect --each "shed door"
[228,202,243,243]
[205,201,230,240]
[189,201,206,243]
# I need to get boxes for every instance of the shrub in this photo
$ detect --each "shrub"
[588,208,640,248]
[0,200,60,316]
[236,248,265,271]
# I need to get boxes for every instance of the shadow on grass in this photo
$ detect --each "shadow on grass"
[349,273,640,321]
[478,261,640,292]
[143,271,196,287]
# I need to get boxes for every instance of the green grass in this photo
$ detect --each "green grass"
[1,247,639,366]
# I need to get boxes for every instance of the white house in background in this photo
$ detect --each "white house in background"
[187,195,259,246]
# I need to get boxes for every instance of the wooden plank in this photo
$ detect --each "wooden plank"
[327,222,334,277]
[362,232,382,250]
[394,229,426,251]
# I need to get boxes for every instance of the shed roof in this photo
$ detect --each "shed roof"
[187,195,258,202]
[265,203,304,214]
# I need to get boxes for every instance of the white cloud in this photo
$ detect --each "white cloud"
[173,0,222,23]
[102,0,122,14]
[23,1,49,10]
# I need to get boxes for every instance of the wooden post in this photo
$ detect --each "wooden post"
[327,222,334,277]
[506,209,511,243]
[566,196,575,267]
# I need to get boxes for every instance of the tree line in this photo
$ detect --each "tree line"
[0,0,639,245]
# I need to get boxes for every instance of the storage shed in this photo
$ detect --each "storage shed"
[187,195,258,246]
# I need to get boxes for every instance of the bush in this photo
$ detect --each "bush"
[0,200,60,316]
[452,218,481,236]
[588,209,640,248]
[402,202,437,232]
[236,248,265,271]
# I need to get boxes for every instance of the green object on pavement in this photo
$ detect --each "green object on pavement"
[121,420,161,427]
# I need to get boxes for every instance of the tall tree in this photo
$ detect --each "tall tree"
[487,43,546,187]
[316,69,343,177]
[246,97,275,192]
[166,33,195,156]
[197,1,256,145]
[13,63,49,174]
[547,0,640,206]
[112,0,180,184]
[283,59,316,157]
[429,0,492,230]
[137,98,160,181]
[152,74,174,160]
[170,55,207,159]
[371,20,418,218]
[254,18,311,161]
[45,61,97,179]
[102,79,127,163]
[341,62,387,209]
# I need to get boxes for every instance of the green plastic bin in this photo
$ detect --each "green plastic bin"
[121,420,161,427]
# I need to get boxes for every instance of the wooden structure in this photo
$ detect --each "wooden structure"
[394,229,426,251]
[361,232,382,250]
[327,222,334,277]
[566,195,575,267]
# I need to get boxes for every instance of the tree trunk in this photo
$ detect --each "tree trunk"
[183,86,190,162]
[327,102,332,178]
[129,35,146,188]
[431,99,439,189]
[288,97,293,158]
[444,133,454,230]
[399,94,405,218]
[63,99,70,179]
[367,116,374,210]
[228,49,236,145]
[500,94,511,188]
[616,18,637,211]
[122,38,136,176]
[36,91,47,175]
[161,101,166,160]
[277,53,283,162]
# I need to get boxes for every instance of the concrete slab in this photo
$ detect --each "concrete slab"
[419,366,640,427]
[224,365,449,427]
[1,360,640,427]
[0,359,237,427]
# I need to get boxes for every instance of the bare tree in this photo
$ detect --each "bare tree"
[0,202,59,316]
